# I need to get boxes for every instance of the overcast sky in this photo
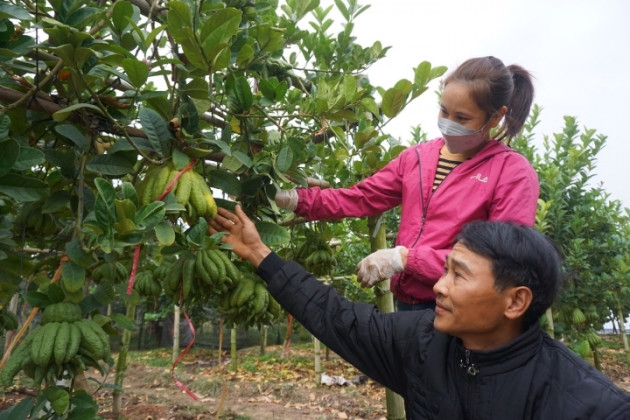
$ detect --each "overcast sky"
[319,0,629,208]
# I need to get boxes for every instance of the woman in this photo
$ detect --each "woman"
[276,56,539,310]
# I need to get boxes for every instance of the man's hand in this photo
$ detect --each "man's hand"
[355,246,407,287]
[208,205,271,268]
[274,189,298,211]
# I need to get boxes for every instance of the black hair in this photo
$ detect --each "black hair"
[456,221,564,328]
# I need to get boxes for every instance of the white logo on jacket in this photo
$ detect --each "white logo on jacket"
[470,173,488,183]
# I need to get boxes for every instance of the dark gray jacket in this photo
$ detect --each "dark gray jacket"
[257,253,630,419]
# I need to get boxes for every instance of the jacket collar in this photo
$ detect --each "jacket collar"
[426,137,510,158]
[454,324,543,376]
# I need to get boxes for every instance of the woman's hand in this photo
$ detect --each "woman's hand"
[355,246,407,287]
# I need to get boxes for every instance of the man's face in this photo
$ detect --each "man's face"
[433,242,515,350]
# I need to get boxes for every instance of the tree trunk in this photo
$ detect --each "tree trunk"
[617,301,630,366]
[230,326,238,372]
[544,307,555,338]
[3,294,18,354]
[136,306,144,350]
[259,326,268,356]
[113,302,136,416]
[283,314,294,359]
[313,336,322,385]
[367,216,406,420]
[172,305,180,364]
[592,345,602,371]
[218,317,224,366]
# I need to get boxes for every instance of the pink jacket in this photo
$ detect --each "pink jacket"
[295,138,539,304]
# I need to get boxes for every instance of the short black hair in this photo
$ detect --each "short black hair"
[456,221,564,328]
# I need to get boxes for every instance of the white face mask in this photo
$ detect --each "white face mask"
[437,117,489,154]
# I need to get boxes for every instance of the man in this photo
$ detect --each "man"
[210,205,630,419]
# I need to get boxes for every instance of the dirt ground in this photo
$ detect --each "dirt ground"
[94,346,388,420]
[2,344,388,420]
[2,339,629,420]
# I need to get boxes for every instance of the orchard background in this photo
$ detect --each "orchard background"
[0,0,628,418]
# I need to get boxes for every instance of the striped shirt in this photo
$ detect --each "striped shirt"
[433,146,475,190]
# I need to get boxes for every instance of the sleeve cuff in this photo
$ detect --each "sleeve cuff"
[255,252,285,282]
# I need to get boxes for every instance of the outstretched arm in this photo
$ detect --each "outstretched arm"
[210,205,422,395]
[208,205,271,268]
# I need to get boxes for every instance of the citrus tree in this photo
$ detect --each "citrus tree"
[0,0,446,417]
[512,106,630,368]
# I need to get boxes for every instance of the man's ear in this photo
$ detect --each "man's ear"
[504,286,533,320]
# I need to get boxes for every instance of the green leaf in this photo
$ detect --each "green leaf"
[413,61,432,87]
[13,146,45,171]
[231,151,253,168]
[115,198,136,220]
[381,88,405,118]
[67,391,98,419]
[43,190,71,213]
[120,181,138,206]
[45,149,76,179]
[333,0,350,20]
[66,7,100,28]
[172,148,190,170]
[182,78,209,100]
[49,45,95,70]
[166,1,193,42]
[145,24,167,50]
[86,154,135,176]
[55,124,90,152]
[53,103,103,122]
[0,139,19,177]
[0,396,35,420]
[65,239,93,268]
[46,387,70,416]
[252,24,285,54]
[24,291,52,308]
[200,8,242,51]
[208,169,241,196]
[97,232,115,254]
[94,178,117,226]
[342,74,357,103]
[259,77,279,101]
[256,221,289,245]
[228,76,254,113]
[138,107,170,157]
[122,58,150,88]
[430,65,448,80]
[155,220,175,245]
[112,1,134,33]
[62,261,86,293]
[112,313,136,331]
[115,217,137,235]
[178,38,206,70]
[0,173,49,202]
[236,43,254,67]
[0,114,10,139]
[360,97,381,121]
[275,145,293,173]
[135,202,166,230]
[0,3,31,20]
[187,218,208,246]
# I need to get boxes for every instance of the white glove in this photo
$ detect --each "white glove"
[355,246,405,287]
[274,189,299,211]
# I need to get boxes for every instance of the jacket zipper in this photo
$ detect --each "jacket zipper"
[396,148,430,300]
[460,349,479,376]
[410,147,430,249]
[409,144,491,249]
